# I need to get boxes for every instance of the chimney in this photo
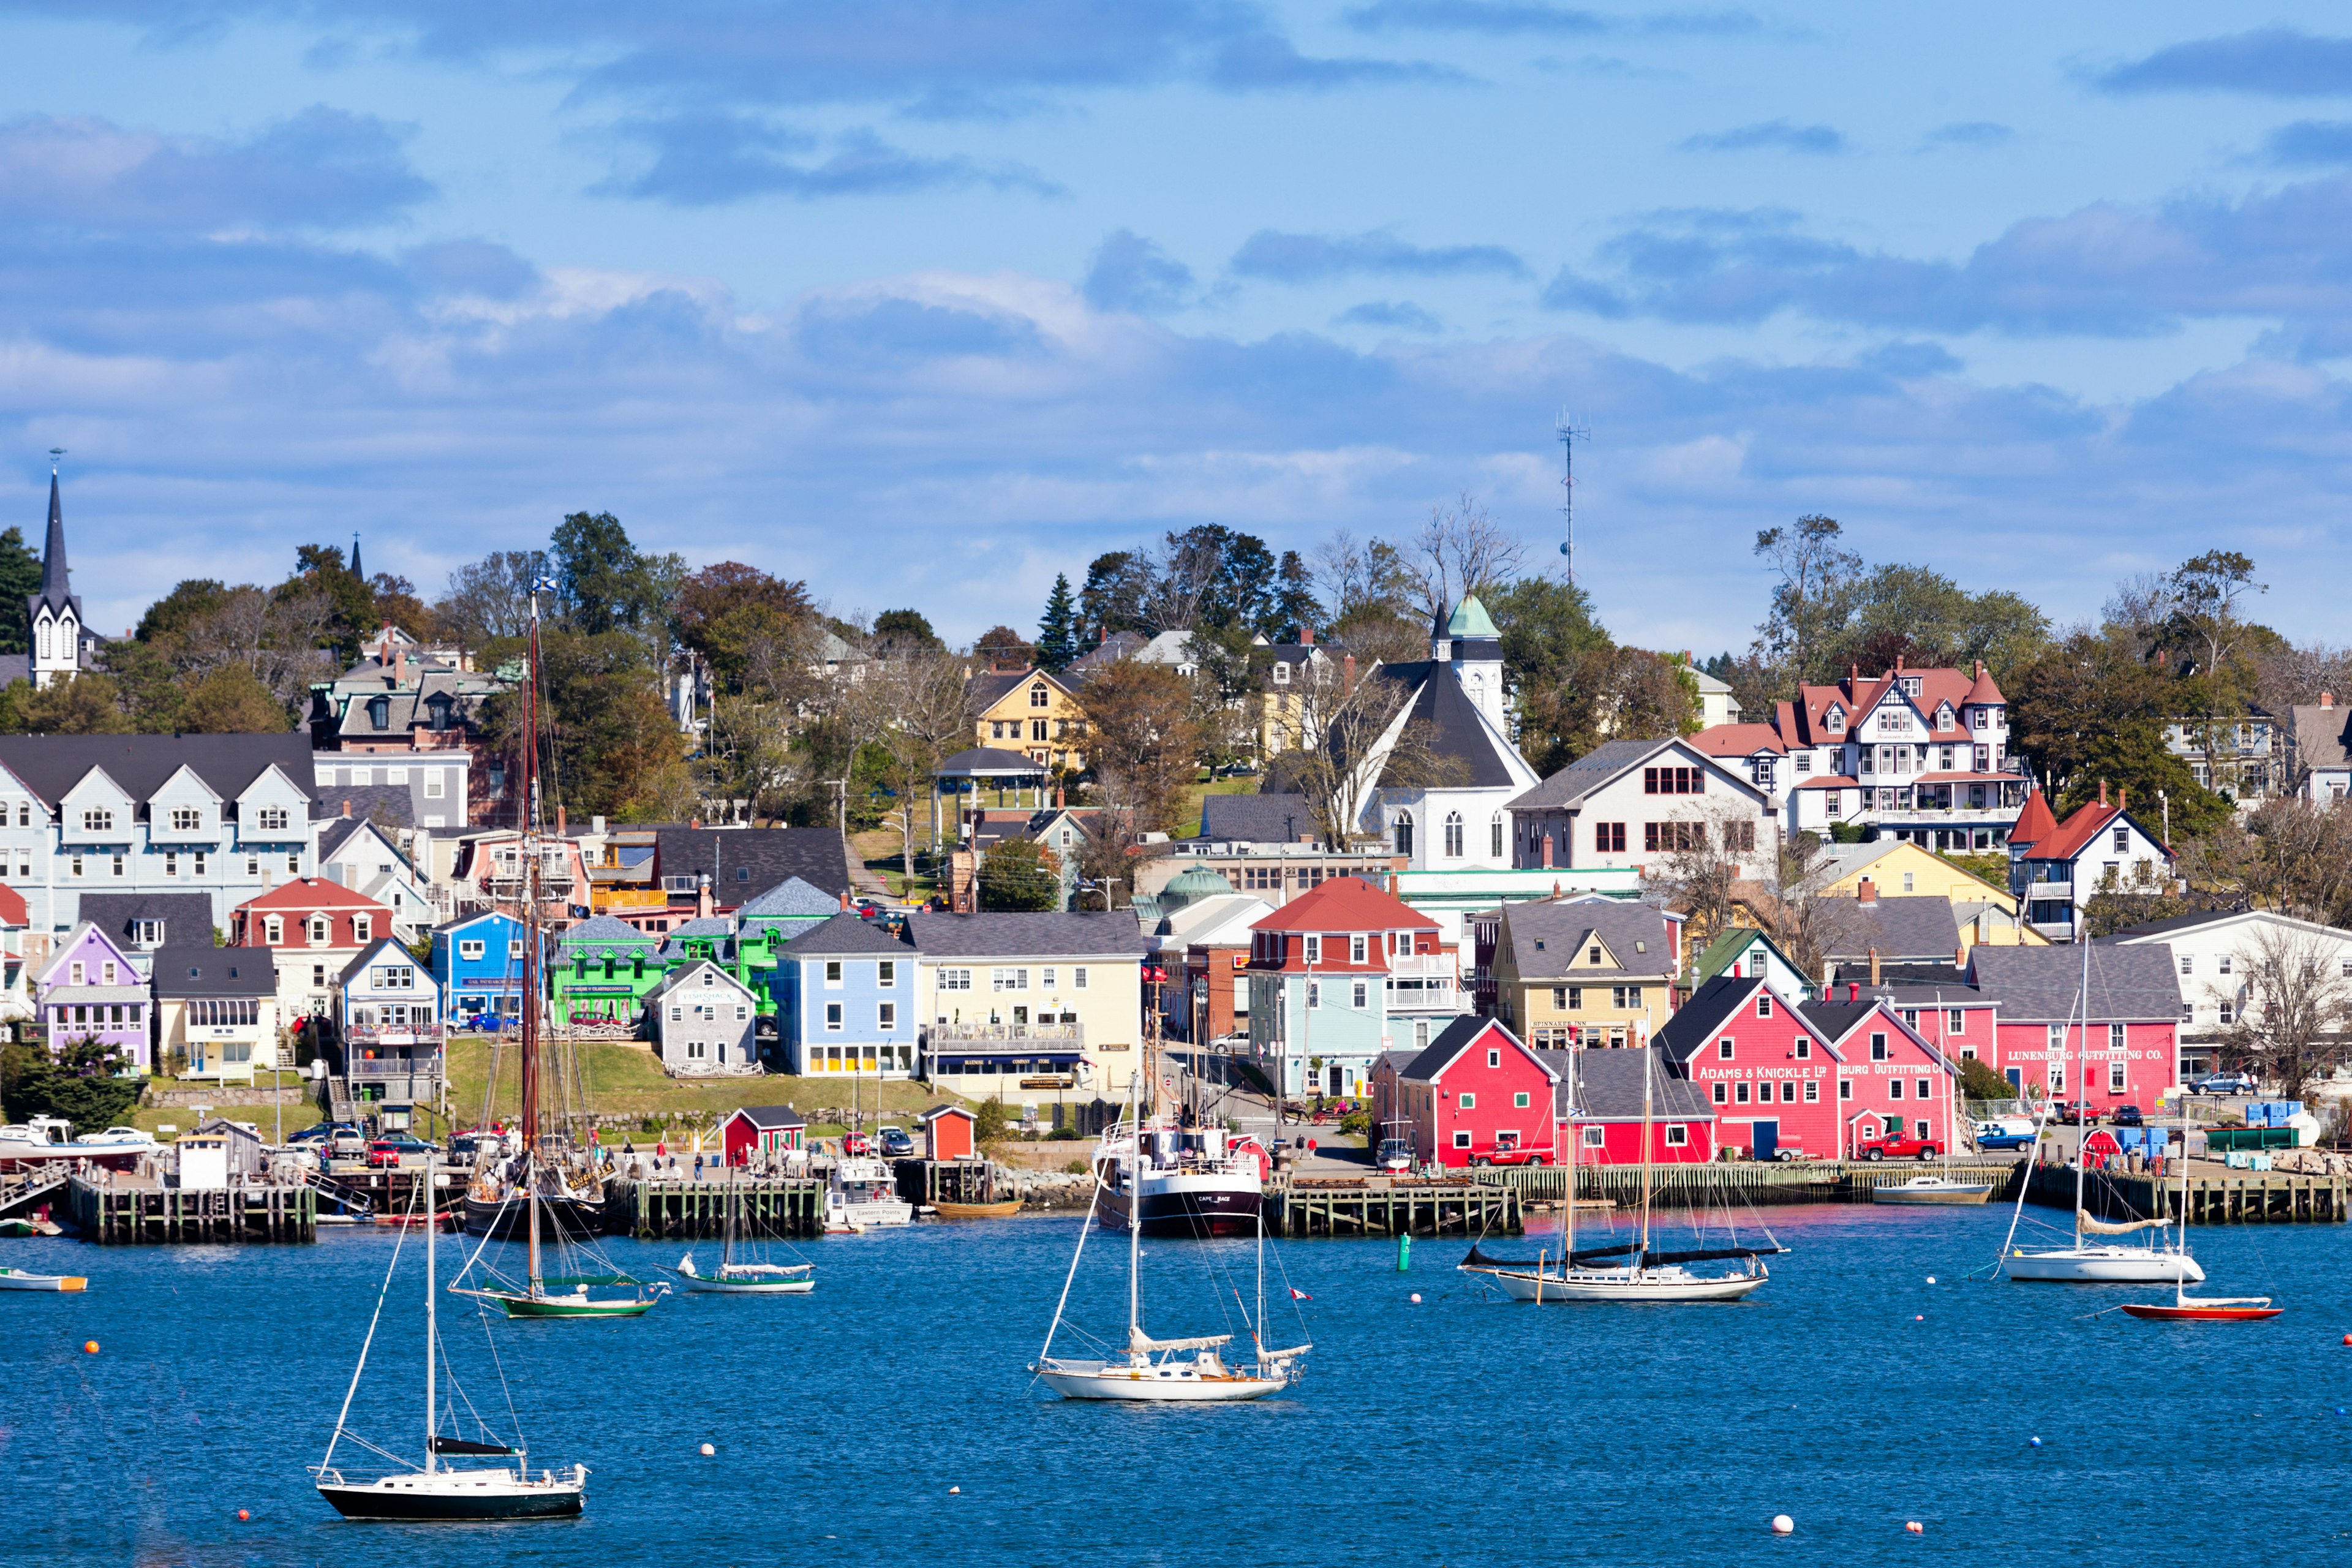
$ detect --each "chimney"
[557,805,567,837]
[1975,660,1985,679]
[1895,653,1905,673]
[592,814,606,835]
[1868,946,1881,986]
[2117,786,2127,813]
[1849,662,1859,686]
[341,799,351,817]
[394,647,408,685]
[1343,653,1357,696]
[1857,877,1877,903]
[2324,692,2336,710]
[1055,786,1065,808]
[1956,941,1967,967]
[1847,981,1859,1003]
[1298,626,1314,646]
[840,888,851,911]
[2098,779,2108,808]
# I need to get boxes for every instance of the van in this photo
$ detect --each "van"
[1973,1119,2035,1152]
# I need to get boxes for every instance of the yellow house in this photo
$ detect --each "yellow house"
[970,666,1088,773]
[1811,840,2046,948]
[1485,896,1685,1048]
[908,910,1148,1099]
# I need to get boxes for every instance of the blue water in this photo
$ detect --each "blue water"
[7,1205,2349,1567]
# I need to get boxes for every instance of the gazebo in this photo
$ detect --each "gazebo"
[932,746,1052,850]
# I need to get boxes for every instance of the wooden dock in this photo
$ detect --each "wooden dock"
[66,1174,315,1243]
[1267,1176,1521,1237]
[604,1177,824,1239]
[1468,1160,2026,1208]
[2022,1161,2345,1224]
[892,1158,997,1207]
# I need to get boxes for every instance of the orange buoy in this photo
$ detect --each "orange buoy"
[1906,1521,1924,1534]
[236,1510,250,1521]
[81,1340,99,1354]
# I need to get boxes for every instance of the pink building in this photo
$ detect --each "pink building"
[1967,944,2182,1112]
[1380,1016,1560,1168]
[1539,1043,1716,1165]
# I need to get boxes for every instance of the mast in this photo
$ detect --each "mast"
[1637,1013,1655,1268]
[2071,932,2090,1247]
[1564,1029,1580,1264]
[1125,1063,1140,1352]
[521,574,547,1295]
[424,1152,436,1472]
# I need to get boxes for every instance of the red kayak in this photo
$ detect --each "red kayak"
[2121,1297,2282,1322]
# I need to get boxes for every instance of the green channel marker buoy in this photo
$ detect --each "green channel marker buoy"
[1397,1233,1411,1271]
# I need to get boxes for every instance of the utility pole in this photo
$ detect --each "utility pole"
[1556,413,1589,586]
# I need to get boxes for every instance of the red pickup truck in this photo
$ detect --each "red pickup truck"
[1857,1133,1943,1162]
[1468,1144,1553,1169]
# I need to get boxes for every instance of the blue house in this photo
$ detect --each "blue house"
[428,911,544,1032]
[771,913,919,1077]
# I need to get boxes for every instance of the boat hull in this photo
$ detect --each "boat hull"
[463,1193,603,1242]
[1098,1180,1262,1238]
[317,1472,584,1521]
[0,1267,86,1291]
[934,1199,1022,1219]
[1035,1360,1289,1402]
[2006,1247,2206,1283]
[1484,1265,1767,1303]
[493,1294,657,1319]
[680,1276,814,1294]
[2120,1302,2282,1321]
[1871,1180,1994,1205]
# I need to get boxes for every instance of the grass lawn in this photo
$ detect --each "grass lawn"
[442,1036,964,1133]
[132,1070,323,1140]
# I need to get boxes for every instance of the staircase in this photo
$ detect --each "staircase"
[0,1167,72,1221]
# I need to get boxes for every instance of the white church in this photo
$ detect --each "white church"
[0,466,102,689]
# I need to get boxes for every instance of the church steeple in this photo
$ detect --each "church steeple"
[350,530,363,582]
[29,451,85,688]
[39,467,67,601]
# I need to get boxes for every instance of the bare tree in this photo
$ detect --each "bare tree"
[2211,925,2352,1099]
[854,647,977,877]
[1277,660,1467,851]
[1142,530,1224,635]
[1645,799,1772,956]
[435,549,552,645]
[173,585,342,709]
[1407,494,1524,624]
[2256,640,2352,717]
[1080,659,1201,837]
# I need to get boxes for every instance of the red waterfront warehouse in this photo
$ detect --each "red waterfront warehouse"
[1385,1017,1561,1169]
[1795,998,1961,1158]
[1540,1044,1716,1165]
[1966,944,2182,1115]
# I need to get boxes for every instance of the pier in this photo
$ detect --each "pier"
[2022,1161,2345,1224]
[892,1158,997,1207]
[605,1177,824,1239]
[1267,1175,1521,1237]
[1464,1160,2026,1208]
[66,1174,315,1243]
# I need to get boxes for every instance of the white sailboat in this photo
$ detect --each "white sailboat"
[1874,1004,1994,1205]
[313,1156,588,1521]
[1471,1025,1775,1304]
[1032,1068,1308,1400]
[2003,938,2203,1284]
[677,1166,815,1294]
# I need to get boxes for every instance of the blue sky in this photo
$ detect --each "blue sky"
[4,3,2352,651]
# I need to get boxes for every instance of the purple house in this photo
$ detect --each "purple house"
[36,921,151,1070]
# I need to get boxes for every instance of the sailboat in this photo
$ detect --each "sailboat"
[2003,937,2203,1284]
[314,1156,588,1520]
[450,578,662,1322]
[1031,1062,1308,1400]
[1874,1001,1994,1205]
[2121,1098,2280,1321]
[1471,1024,1777,1303]
[676,1166,815,1294]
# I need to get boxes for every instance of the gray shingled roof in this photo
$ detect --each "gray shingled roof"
[2291,703,2352,770]
[656,827,848,899]
[1819,896,1962,963]
[1370,661,1522,789]
[1537,1046,1711,1118]
[904,910,1149,958]
[1501,900,1676,980]
[77,892,216,947]
[1197,793,1316,844]
[782,911,916,956]
[0,733,316,810]
[557,913,657,957]
[1967,943,2184,1023]
[738,876,842,918]
[150,945,277,998]
[314,786,416,832]
[1504,738,1678,812]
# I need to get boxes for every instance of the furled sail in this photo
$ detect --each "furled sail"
[2077,1209,2169,1236]
[1638,1245,1782,1267]
[1128,1327,1233,1353]
[428,1436,518,1456]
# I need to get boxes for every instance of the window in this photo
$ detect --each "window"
[1755,994,1773,1019]
[2111,826,2128,853]
[1645,821,1705,853]
[1917,1077,1932,1101]
[1947,1009,1964,1033]
[1890,1078,1905,1099]
[1642,766,1703,794]
[878,960,897,989]
[1840,1079,1853,1100]
[1717,1038,1735,1060]
[1566,986,1582,1009]
[824,1002,843,1030]
[80,808,113,833]
[375,965,415,990]
[1351,933,1367,963]
[1513,1090,1530,1108]
[1458,1093,1475,1109]
[1612,985,1640,1009]
[1735,1082,1750,1104]
[2179,954,2193,976]
[352,917,371,944]
[1443,812,1463,858]
[265,916,283,944]
[1272,660,1291,684]
[257,805,290,832]
[1794,1038,1810,1060]
[2108,1062,2127,1093]
[1596,822,1626,853]
[170,807,201,832]
[1487,1047,1501,1068]
[246,857,260,876]
[2047,1023,2064,1054]
[306,916,329,944]
[1490,815,1504,858]
[1711,1080,1727,1104]
[111,853,124,877]
[824,960,843,986]
[1803,1080,1819,1103]
[1551,986,1567,1011]
[939,968,972,991]
[2108,1023,2125,1049]
[1452,1131,1472,1150]
[459,940,486,960]
[878,1002,897,1030]
[510,940,525,960]
[135,919,162,947]
[2217,954,2233,976]
[194,851,206,876]
[1870,1033,1888,1061]
[1902,871,1915,893]
[1665,1125,1689,1147]
[1306,981,1320,1009]
[423,772,445,799]
[68,854,81,878]
[1074,967,1088,990]
[68,960,83,984]
[1352,981,1368,1008]
[1826,707,1844,733]
[1028,683,1050,707]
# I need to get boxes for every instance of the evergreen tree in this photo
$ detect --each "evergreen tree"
[1035,573,1079,671]
[0,527,42,656]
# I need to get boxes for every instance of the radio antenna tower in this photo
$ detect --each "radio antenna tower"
[1555,412,1588,585]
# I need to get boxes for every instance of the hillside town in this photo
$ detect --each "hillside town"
[1,474,2350,1172]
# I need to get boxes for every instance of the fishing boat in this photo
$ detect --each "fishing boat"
[0,1118,154,1170]
[2002,940,2203,1284]
[824,1156,912,1231]
[0,1265,87,1291]
[675,1168,814,1294]
[314,1155,587,1521]
[1093,1118,1265,1238]
[1469,1025,1777,1304]
[1872,1028,1993,1205]
[2121,1099,2279,1321]
[1033,1072,1308,1401]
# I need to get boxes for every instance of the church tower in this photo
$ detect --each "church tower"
[29,463,84,689]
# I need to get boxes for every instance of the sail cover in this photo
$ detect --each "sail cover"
[429,1436,518,1455]
[1128,1327,1233,1353]
[2077,1209,2169,1235]
[1639,1245,1782,1266]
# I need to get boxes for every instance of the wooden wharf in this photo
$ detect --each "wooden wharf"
[605,1177,824,1239]
[892,1158,996,1207]
[66,1174,315,1243]
[1466,1160,2026,1208]
[2022,1160,2345,1225]
[1267,1175,1521,1237]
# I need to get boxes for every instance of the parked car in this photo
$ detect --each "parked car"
[1857,1133,1943,1161]
[2052,1101,2101,1126]
[2192,1072,2258,1096]
[1375,1138,1413,1173]
[877,1126,915,1158]
[367,1136,436,1169]
[1469,1144,1551,1168]
[2110,1104,2144,1127]
[448,1131,508,1161]
[840,1131,872,1157]
[328,1127,371,1160]
[1973,1121,2036,1152]
[287,1121,351,1147]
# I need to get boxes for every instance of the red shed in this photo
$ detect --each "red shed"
[1394,1017,1561,1169]
[721,1104,807,1166]
[921,1104,977,1161]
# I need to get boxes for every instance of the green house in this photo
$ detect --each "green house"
[552,914,665,1028]
[729,877,845,1011]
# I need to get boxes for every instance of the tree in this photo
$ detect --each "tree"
[1751,514,1861,687]
[1069,810,1136,909]
[1270,551,1319,639]
[1488,575,1610,693]
[1279,661,1464,850]
[284,544,377,665]
[1515,647,1700,775]
[854,647,978,878]
[370,571,432,642]
[435,550,551,645]
[1079,660,1201,836]
[12,673,134,733]
[2211,925,2352,1099]
[2008,627,2232,830]
[0,1037,143,1127]
[973,625,1034,669]
[870,609,940,658]
[551,510,683,641]
[480,628,693,822]
[977,838,1061,911]
[1077,551,1153,646]
[0,527,44,657]
[1311,529,1414,626]
[179,666,292,732]
[1646,799,1770,954]
[1407,494,1523,623]
[1035,573,1079,673]
[2167,551,2266,680]
[675,562,815,691]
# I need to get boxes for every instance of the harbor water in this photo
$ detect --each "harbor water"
[8,1203,2349,1566]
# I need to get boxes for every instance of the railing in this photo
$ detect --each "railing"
[1387,984,1463,1010]
[1387,953,1456,978]
[342,1027,445,1048]
[346,1056,441,1078]
[1868,805,2021,824]
[927,1022,1085,1047]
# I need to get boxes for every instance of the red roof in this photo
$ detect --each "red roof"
[0,883,25,928]
[2007,789,2057,847]
[1250,875,1436,935]
[1964,660,2006,706]
[232,878,393,916]
[1688,723,1785,757]
[1793,774,1862,790]
[2030,799,2130,863]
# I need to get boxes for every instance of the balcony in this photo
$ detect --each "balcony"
[1867,805,2020,825]
[2024,881,2073,901]
[927,1022,1085,1048]
[1387,953,1457,979]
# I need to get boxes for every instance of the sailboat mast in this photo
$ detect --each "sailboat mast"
[1125,1066,1140,1348]
[1637,1014,1655,1265]
[521,575,547,1294]
[423,1152,436,1472]
[2071,932,2090,1245]
[1564,1030,1580,1262]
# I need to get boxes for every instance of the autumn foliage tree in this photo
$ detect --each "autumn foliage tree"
[1078,659,1200,836]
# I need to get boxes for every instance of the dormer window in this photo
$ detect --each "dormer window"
[1899,676,1922,698]
[426,694,454,729]
[256,806,290,832]
[81,809,113,833]
[1273,662,1291,684]
[1825,707,1844,734]
[1936,704,1954,729]
[368,696,391,729]
[135,919,162,946]
[170,807,201,831]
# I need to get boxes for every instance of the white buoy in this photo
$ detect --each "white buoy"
[1925,1275,1937,1284]
[1409,1292,1422,1303]
[699,1443,714,1457]
[949,1486,962,1494]
[1771,1514,1794,1535]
